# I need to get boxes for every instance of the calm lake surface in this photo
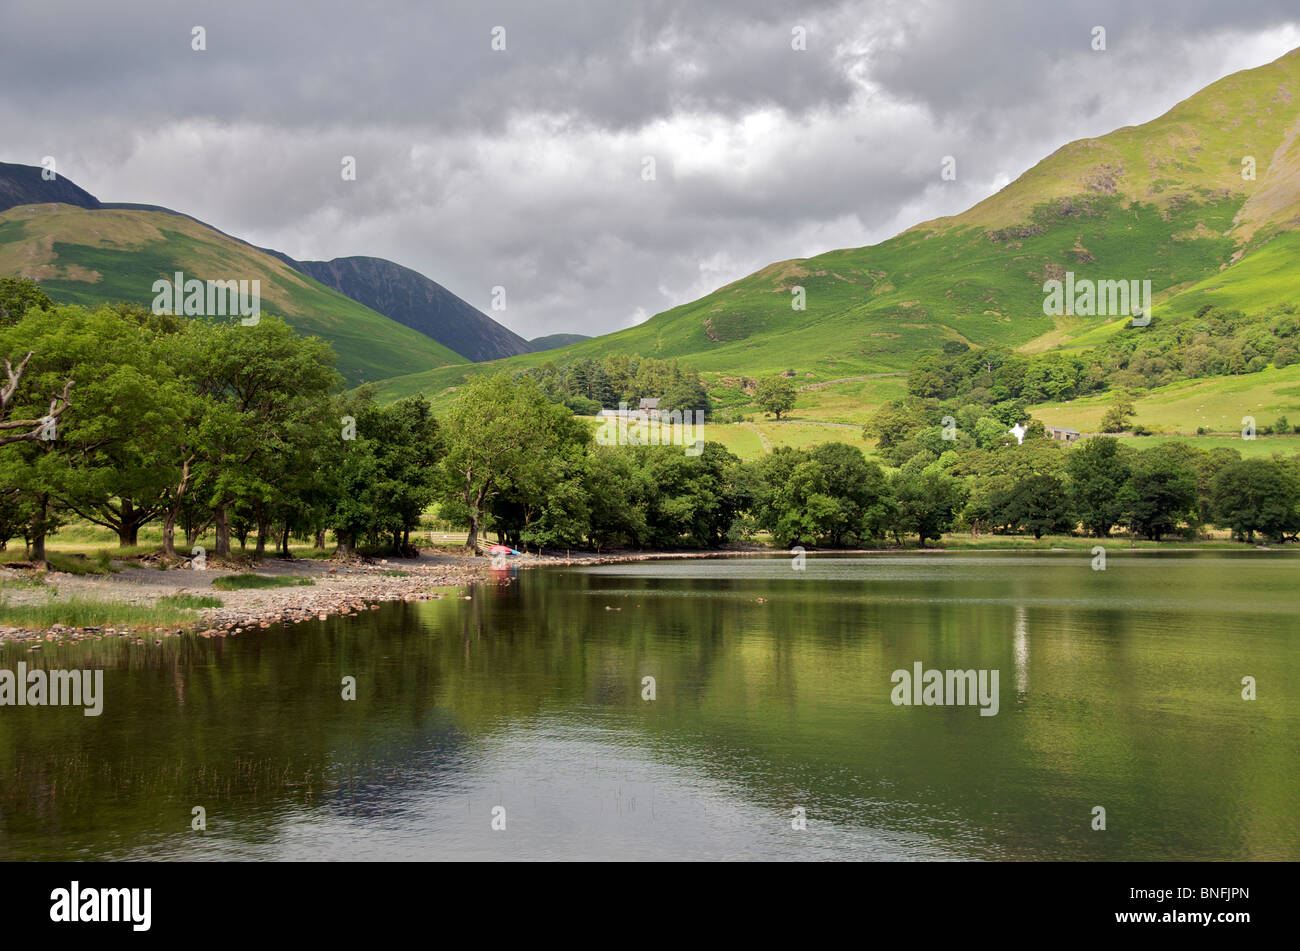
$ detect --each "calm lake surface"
[2,551,1297,861]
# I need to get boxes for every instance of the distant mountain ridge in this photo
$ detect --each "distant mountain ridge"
[287,255,531,362]
[529,332,591,352]
[0,161,101,213]
[0,163,529,364]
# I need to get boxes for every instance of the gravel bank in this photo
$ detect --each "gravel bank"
[0,546,784,646]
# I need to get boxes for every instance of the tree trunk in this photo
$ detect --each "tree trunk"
[162,508,178,558]
[314,527,326,549]
[337,531,354,554]
[30,494,49,564]
[254,508,268,559]
[278,522,291,557]
[465,512,480,554]
[117,499,141,547]
[214,505,231,558]
[164,459,192,559]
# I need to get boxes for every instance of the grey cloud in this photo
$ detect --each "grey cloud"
[1,1,1298,339]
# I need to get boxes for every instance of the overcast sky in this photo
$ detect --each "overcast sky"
[3,1,1299,339]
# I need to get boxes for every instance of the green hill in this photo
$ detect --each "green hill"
[0,202,467,385]
[372,46,1300,406]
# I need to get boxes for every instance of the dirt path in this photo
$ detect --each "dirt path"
[741,421,773,452]
[764,419,861,430]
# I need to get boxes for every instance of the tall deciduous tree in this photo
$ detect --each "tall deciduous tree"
[1067,437,1133,537]
[755,376,797,421]
[439,374,580,554]
[889,465,968,546]
[1210,459,1300,542]
[0,305,180,557]
[188,318,340,558]
[1126,453,1196,541]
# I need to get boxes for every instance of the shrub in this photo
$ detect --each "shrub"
[211,574,314,591]
[46,551,116,575]
[156,594,223,609]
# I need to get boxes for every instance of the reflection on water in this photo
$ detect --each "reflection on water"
[1,551,1296,860]
[1014,605,1029,695]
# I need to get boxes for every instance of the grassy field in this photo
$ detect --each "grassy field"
[1030,362,1300,434]
[1107,434,1300,457]
[755,421,873,454]
[557,361,1300,464]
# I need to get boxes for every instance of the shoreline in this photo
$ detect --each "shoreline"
[0,542,1289,647]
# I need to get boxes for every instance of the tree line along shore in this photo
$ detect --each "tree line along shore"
[2,281,1298,587]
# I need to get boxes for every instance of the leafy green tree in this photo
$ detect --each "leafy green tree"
[0,278,53,325]
[749,444,888,547]
[990,473,1075,539]
[439,373,585,554]
[1125,453,1196,540]
[188,318,341,558]
[888,466,967,546]
[330,390,383,554]
[1067,437,1133,537]
[974,415,1011,449]
[661,376,711,416]
[637,441,743,548]
[583,447,650,550]
[748,449,830,547]
[0,490,33,551]
[989,400,1027,427]
[48,308,189,545]
[0,349,72,448]
[487,405,589,550]
[755,376,797,421]
[0,305,182,557]
[809,443,889,545]
[1101,392,1136,433]
[1210,459,1300,542]
[326,391,442,554]
[371,395,441,552]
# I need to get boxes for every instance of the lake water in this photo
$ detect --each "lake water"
[1,551,1296,861]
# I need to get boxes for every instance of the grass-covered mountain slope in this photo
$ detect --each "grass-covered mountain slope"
[0,200,465,385]
[372,46,1300,404]
[0,161,531,374]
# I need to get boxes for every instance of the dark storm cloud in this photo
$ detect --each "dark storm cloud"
[1,1,1297,338]
[0,0,860,132]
